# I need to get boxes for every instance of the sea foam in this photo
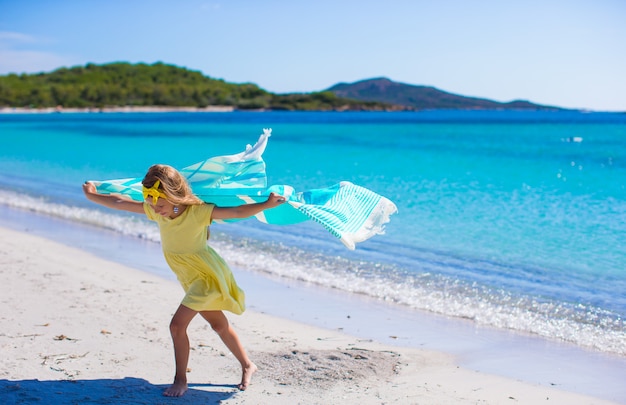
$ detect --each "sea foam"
[2,188,624,356]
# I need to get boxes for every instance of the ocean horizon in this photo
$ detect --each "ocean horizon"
[1,110,625,359]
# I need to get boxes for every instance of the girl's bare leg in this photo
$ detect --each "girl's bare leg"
[200,310,257,390]
[163,305,198,397]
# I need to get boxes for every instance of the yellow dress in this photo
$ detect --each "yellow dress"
[144,203,245,314]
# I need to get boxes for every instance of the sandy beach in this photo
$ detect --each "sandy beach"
[0,106,236,114]
[0,225,619,405]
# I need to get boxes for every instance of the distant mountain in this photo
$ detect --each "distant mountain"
[326,77,563,110]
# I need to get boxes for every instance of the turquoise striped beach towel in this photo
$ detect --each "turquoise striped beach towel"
[91,129,397,249]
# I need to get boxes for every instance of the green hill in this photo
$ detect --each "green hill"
[327,77,563,110]
[0,62,402,111]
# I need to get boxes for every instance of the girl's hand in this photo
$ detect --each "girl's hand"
[266,192,287,208]
[82,181,97,195]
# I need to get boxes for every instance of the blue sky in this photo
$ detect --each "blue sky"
[1,0,624,111]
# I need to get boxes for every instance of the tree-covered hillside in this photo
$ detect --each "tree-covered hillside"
[0,62,402,111]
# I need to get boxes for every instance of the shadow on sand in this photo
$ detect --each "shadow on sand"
[0,377,239,404]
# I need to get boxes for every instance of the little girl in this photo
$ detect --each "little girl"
[82,163,286,397]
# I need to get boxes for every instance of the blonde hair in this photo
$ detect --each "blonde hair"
[142,164,203,206]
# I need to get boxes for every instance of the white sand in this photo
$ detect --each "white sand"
[0,106,235,113]
[0,226,618,404]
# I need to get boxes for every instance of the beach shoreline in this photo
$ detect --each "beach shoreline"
[0,106,235,114]
[0,221,623,404]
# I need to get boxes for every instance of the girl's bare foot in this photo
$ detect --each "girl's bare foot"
[238,362,258,390]
[163,380,188,397]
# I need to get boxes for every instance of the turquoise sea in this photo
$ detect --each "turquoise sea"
[1,110,625,361]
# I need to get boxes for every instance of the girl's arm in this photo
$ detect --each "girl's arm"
[82,182,146,214]
[212,192,286,220]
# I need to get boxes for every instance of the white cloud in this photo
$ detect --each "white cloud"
[0,31,38,44]
[200,2,221,11]
[0,49,76,75]
[0,31,76,74]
